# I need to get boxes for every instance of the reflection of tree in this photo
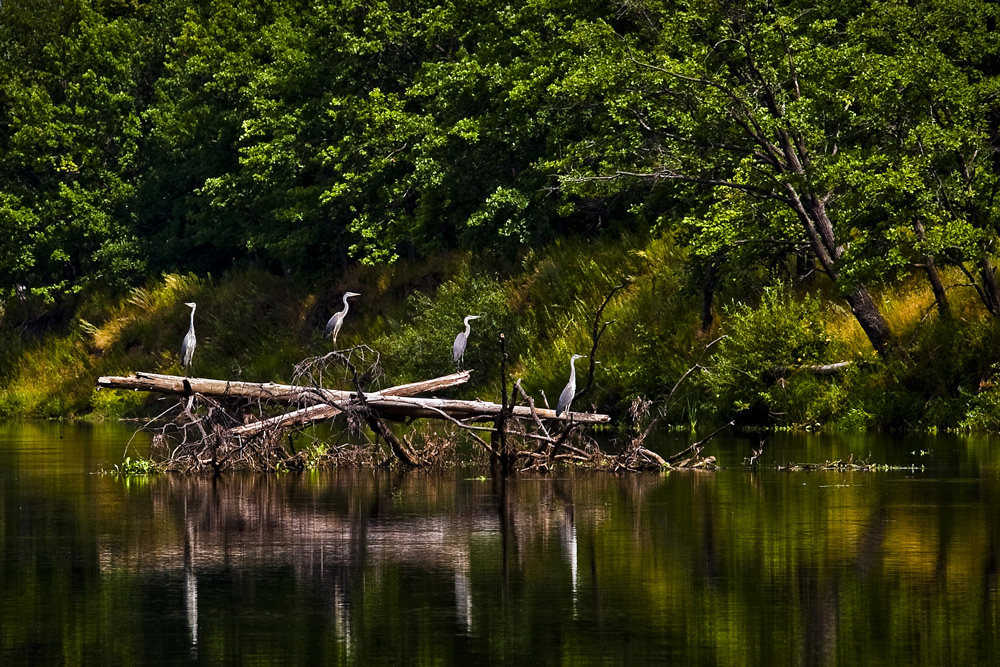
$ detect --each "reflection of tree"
[78,470,1000,663]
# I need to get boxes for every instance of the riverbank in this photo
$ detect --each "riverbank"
[2,233,999,432]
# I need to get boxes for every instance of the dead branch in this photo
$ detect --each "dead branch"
[580,279,630,400]
[98,369,471,406]
[665,420,734,465]
[515,379,552,442]
[622,336,725,457]
[334,349,423,468]
[491,334,511,470]
[771,361,853,377]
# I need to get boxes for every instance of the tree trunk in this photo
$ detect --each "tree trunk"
[980,256,1000,316]
[789,188,896,358]
[922,259,950,317]
[795,248,814,284]
[700,261,718,335]
[912,220,949,317]
[843,286,895,358]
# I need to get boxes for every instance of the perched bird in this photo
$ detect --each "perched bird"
[180,302,197,373]
[556,354,586,417]
[324,291,361,345]
[452,315,482,367]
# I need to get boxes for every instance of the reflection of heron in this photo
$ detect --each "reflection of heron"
[184,520,198,654]
[324,291,361,345]
[181,302,197,373]
[452,315,481,367]
[556,354,586,417]
[562,512,578,607]
[454,565,473,633]
[333,581,354,659]
[184,561,198,650]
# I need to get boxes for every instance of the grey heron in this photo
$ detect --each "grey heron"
[324,291,361,345]
[180,302,197,373]
[556,354,586,417]
[452,315,481,367]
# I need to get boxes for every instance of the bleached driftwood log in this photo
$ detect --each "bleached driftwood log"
[96,371,612,430]
[771,361,853,377]
[97,371,470,406]
[227,403,343,437]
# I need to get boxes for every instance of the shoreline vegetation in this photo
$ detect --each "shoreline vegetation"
[6,0,1000,466]
[6,234,1000,441]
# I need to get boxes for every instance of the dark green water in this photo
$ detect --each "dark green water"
[2,422,999,665]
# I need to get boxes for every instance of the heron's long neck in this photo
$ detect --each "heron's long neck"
[569,358,578,383]
[339,296,351,317]
[464,320,473,336]
[189,306,196,330]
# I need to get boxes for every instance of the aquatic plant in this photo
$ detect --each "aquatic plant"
[108,456,160,476]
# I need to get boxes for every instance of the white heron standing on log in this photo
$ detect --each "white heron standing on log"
[180,302,197,373]
[324,291,361,346]
[452,315,481,367]
[556,354,586,417]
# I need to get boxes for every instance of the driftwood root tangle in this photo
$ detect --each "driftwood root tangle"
[100,355,616,472]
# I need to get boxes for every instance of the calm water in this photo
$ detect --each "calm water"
[1,422,999,665]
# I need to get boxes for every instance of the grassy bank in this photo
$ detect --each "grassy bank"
[3,233,1000,432]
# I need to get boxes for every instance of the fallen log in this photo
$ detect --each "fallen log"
[97,371,611,428]
[102,371,473,439]
[227,403,341,437]
[237,394,610,426]
[97,371,471,405]
[771,361,853,377]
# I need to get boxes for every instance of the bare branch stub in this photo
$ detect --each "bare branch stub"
[580,279,630,400]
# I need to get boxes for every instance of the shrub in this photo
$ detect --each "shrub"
[377,268,526,391]
[960,383,1000,432]
[705,286,836,425]
[90,386,151,420]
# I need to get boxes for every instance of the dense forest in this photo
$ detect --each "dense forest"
[4,0,1000,431]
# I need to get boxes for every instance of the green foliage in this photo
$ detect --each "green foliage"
[90,386,148,420]
[845,309,1000,432]
[514,234,700,414]
[705,287,836,425]
[8,236,1000,434]
[378,268,522,388]
[960,387,1000,432]
[0,269,319,418]
[7,0,1000,434]
[0,0,152,300]
[6,0,1000,333]
[816,285,1000,432]
[0,332,96,418]
[109,455,159,475]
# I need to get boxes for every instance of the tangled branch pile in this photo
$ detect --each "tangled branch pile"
[107,343,724,474]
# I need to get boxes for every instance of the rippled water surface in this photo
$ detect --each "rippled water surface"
[1,422,999,665]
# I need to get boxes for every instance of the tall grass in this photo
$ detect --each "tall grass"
[5,235,1000,431]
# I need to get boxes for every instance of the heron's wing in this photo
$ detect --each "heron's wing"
[453,333,464,361]
[557,383,575,416]
[323,314,337,338]
[181,332,196,366]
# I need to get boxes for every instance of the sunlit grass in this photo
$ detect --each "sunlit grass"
[5,236,1000,430]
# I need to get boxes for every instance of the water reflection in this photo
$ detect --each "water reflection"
[184,519,198,654]
[86,471,1000,664]
[2,424,1000,665]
